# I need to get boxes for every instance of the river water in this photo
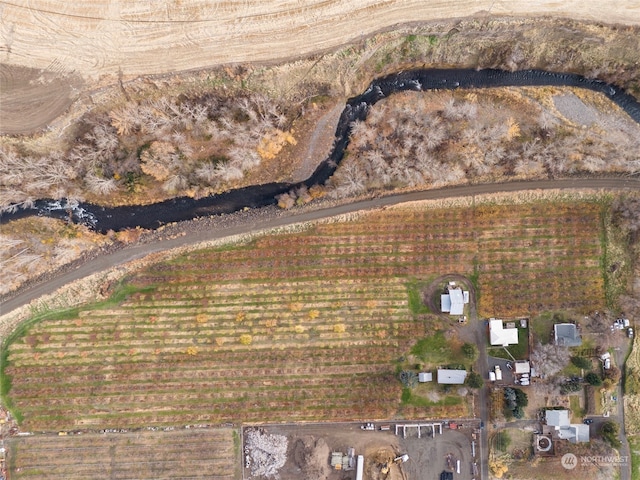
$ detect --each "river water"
[2,68,639,233]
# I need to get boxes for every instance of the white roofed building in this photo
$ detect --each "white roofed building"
[545,409,589,444]
[441,287,469,316]
[437,369,467,384]
[514,361,530,374]
[489,319,519,346]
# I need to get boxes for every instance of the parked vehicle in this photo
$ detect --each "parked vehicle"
[583,419,594,425]
[629,327,634,338]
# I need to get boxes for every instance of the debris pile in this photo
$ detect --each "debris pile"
[245,428,288,478]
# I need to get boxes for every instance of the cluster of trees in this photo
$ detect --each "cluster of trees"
[504,387,528,419]
[1,92,292,211]
[328,92,640,199]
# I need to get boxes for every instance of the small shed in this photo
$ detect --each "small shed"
[514,361,531,374]
[418,372,433,383]
[437,369,467,384]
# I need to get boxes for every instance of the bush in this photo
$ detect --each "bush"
[514,388,528,407]
[560,377,582,394]
[585,372,603,386]
[600,421,621,448]
[571,356,592,369]
[466,372,483,389]
[399,371,418,388]
[462,343,478,360]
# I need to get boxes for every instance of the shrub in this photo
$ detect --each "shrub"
[514,388,528,407]
[571,356,592,369]
[399,371,418,388]
[462,342,478,360]
[585,372,603,386]
[600,421,621,448]
[466,372,483,389]
[239,334,252,345]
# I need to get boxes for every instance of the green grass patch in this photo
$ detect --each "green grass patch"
[569,395,585,420]
[411,331,452,366]
[406,279,432,315]
[531,311,568,345]
[401,387,462,407]
[487,327,528,360]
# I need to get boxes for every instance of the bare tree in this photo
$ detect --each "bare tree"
[85,173,119,195]
[530,343,570,379]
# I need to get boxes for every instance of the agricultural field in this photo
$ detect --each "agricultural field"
[2,199,606,431]
[5,427,238,480]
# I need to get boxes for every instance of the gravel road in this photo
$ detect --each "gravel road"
[2,177,638,323]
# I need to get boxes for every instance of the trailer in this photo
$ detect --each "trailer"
[494,365,502,381]
[356,455,364,480]
[489,371,496,382]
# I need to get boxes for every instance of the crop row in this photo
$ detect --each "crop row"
[4,201,604,431]
[7,428,236,480]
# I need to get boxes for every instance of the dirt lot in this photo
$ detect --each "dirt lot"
[0,64,83,134]
[246,422,477,480]
[2,0,639,83]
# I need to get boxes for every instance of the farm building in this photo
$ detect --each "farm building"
[418,372,433,382]
[441,286,469,315]
[489,318,519,346]
[554,323,582,347]
[544,409,589,443]
[514,361,530,374]
[437,369,467,384]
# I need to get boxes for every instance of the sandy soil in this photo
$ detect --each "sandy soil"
[2,0,639,84]
[0,64,83,134]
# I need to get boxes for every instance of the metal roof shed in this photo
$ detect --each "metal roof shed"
[441,294,452,313]
[437,369,467,384]
[514,361,530,374]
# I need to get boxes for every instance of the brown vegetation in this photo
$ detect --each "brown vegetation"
[0,92,294,210]
[328,88,640,198]
[3,199,605,430]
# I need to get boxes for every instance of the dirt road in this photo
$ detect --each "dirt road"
[2,0,639,83]
[1,177,638,322]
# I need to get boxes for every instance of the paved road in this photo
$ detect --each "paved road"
[2,177,639,321]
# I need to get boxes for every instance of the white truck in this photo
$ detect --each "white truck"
[494,365,502,381]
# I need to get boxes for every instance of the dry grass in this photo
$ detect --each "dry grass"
[625,334,640,435]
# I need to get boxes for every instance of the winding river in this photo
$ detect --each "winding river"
[2,68,640,233]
